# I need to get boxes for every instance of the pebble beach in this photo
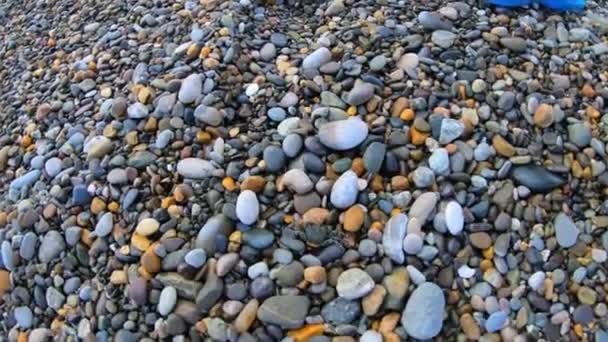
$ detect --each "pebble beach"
[1,0,608,341]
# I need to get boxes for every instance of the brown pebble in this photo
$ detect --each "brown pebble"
[460,313,481,340]
[241,176,266,192]
[492,135,515,157]
[304,266,327,284]
[343,206,365,232]
[533,104,554,128]
[362,285,386,316]
[469,232,492,249]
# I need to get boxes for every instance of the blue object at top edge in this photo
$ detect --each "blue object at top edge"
[487,0,585,11]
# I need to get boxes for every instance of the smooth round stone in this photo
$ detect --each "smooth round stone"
[318,118,368,151]
[403,233,423,254]
[432,30,457,48]
[439,118,464,144]
[402,282,445,339]
[242,229,275,249]
[248,261,270,279]
[429,148,449,175]
[321,297,361,324]
[72,184,91,206]
[185,249,207,268]
[361,330,383,342]
[346,82,375,105]
[177,158,215,179]
[260,43,277,61]
[93,212,113,237]
[263,145,286,172]
[236,190,259,225]
[554,213,579,248]
[38,231,65,263]
[136,218,160,236]
[268,107,287,122]
[383,213,408,262]
[178,74,202,104]
[250,277,274,299]
[336,268,375,299]
[302,47,331,70]
[358,239,377,257]
[369,55,386,71]
[330,170,359,209]
[568,123,592,147]
[194,105,223,126]
[107,168,128,184]
[127,102,149,119]
[1,241,14,270]
[282,134,303,158]
[412,166,435,188]
[445,201,464,235]
[19,232,37,260]
[418,11,453,30]
[270,33,288,47]
[273,248,293,264]
[528,271,545,291]
[14,306,33,328]
[246,83,259,96]
[44,158,62,178]
[281,169,314,194]
[158,286,177,316]
[485,311,508,332]
[398,53,419,70]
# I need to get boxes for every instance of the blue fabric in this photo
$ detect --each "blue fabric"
[487,0,585,11]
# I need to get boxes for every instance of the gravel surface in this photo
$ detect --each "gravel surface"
[1,0,608,341]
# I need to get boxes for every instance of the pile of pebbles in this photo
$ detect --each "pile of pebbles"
[1,0,608,340]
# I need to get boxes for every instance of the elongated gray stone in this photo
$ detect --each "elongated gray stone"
[177,158,216,179]
[383,213,408,263]
[510,165,566,193]
[195,215,234,254]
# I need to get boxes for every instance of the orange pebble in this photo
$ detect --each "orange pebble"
[409,126,428,145]
[222,177,237,191]
[378,312,400,333]
[287,324,325,341]
[400,108,415,121]
[351,158,366,176]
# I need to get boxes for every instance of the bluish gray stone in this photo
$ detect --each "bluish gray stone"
[321,297,361,324]
[383,213,407,263]
[178,74,202,104]
[268,107,287,122]
[194,105,223,126]
[402,282,445,340]
[302,47,331,70]
[195,214,234,254]
[554,213,579,248]
[346,82,375,106]
[185,249,207,268]
[485,310,508,332]
[38,231,65,263]
[177,158,216,179]
[330,170,359,209]
[14,306,33,328]
[94,212,113,237]
[318,118,368,151]
[363,142,386,174]
[510,165,566,193]
[257,296,310,329]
